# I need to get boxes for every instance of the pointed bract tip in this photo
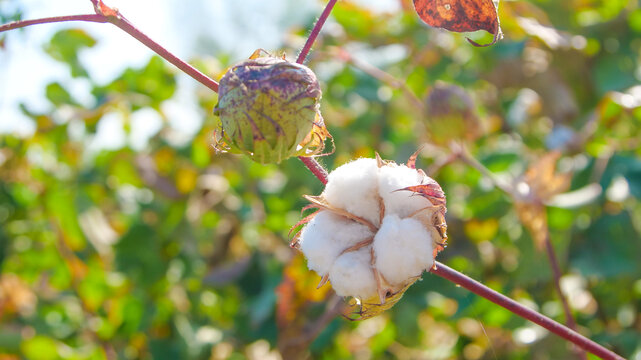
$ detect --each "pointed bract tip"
[317,273,329,289]
[375,152,384,168]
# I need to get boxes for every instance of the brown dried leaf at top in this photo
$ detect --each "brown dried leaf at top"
[413,0,502,46]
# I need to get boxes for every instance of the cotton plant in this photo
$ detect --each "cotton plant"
[0,0,628,357]
[290,151,447,319]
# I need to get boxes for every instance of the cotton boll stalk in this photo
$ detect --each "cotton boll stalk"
[299,210,374,276]
[329,248,377,299]
[323,158,381,226]
[373,215,434,286]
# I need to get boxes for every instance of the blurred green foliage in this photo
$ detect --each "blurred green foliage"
[1,0,641,359]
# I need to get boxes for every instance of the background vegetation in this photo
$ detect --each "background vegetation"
[1,0,640,359]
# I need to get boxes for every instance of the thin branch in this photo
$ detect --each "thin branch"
[296,0,339,64]
[92,1,219,92]
[0,1,219,93]
[0,14,107,32]
[97,8,218,92]
[299,156,329,184]
[430,262,624,360]
[294,0,337,183]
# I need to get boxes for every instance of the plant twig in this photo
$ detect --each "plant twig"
[91,1,219,92]
[299,156,329,184]
[0,14,107,31]
[0,1,219,92]
[296,0,339,64]
[430,262,624,360]
[295,0,338,182]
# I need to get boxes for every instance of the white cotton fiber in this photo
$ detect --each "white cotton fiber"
[324,158,381,226]
[329,248,377,299]
[299,210,374,276]
[298,155,447,305]
[373,214,434,286]
[378,164,432,219]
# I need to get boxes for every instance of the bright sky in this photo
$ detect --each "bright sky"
[0,0,400,149]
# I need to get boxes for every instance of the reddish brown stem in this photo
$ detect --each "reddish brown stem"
[99,9,218,92]
[296,0,339,64]
[0,14,107,32]
[295,0,337,182]
[0,1,219,93]
[299,156,329,184]
[431,262,623,360]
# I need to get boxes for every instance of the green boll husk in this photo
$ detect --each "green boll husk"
[213,55,328,164]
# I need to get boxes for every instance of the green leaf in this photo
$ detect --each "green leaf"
[45,186,87,251]
[601,155,641,200]
[45,82,75,106]
[93,56,177,110]
[115,223,165,286]
[44,29,96,78]
[571,212,641,278]
[21,336,58,360]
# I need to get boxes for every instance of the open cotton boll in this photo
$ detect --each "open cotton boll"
[294,152,448,320]
[329,248,377,299]
[373,214,434,286]
[378,164,432,218]
[324,158,381,225]
[299,210,374,276]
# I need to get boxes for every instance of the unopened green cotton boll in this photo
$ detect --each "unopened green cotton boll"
[213,55,328,164]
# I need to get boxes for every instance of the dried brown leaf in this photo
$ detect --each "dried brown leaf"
[413,0,502,46]
[393,182,447,209]
[517,151,571,202]
[514,202,548,250]
[513,152,570,250]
